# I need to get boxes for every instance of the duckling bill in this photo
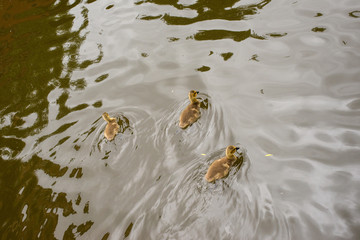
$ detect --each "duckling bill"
[179,90,200,129]
[102,112,119,141]
[205,145,239,183]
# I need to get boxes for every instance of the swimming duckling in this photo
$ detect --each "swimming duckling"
[102,112,119,141]
[179,90,200,129]
[205,145,240,183]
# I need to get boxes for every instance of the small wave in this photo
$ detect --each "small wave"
[87,107,155,166]
[152,93,231,157]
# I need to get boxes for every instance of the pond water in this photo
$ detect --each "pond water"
[1,0,360,239]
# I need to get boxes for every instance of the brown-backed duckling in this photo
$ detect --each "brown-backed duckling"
[205,145,240,183]
[102,112,119,141]
[179,90,200,129]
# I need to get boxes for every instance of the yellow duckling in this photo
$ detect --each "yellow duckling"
[102,112,119,141]
[179,90,200,129]
[205,145,240,183]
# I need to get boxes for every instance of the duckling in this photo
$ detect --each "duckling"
[102,112,119,141]
[205,145,240,183]
[179,90,200,129]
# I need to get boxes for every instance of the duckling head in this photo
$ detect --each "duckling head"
[188,90,199,103]
[102,112,112,122]
[226,145,240,159]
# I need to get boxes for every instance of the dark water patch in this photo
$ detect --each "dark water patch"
[138,14,162,21]
[95,73,109,83]
[221,52,233,61]
[312,27,326,32]
[75,194,81,205]
[349,10,360,18]
[49,136,71,151]
[0,155,74,239]
[92,100,103,108]
[106,4,114,10]
[190,29,251,42]
[267,32,288,38]
[124,222,133,239]
[101,232,110,240]
[84,201,89,213]
[56,92,89,120]
[167,37,180,42]
[250,54,259,61]
[79,44,103,69]
[49,151,56,158]
[116,115,132,135]
[0,0,100,160]
[49,14,76,28]
[63,220,94,239]
[10,114,26,127]
[0,0,81,28]
[251,32,267,40]
[77,220,94,235]
[79,117,102,144]
[69,167,83,178]
[0,147,12,161]
[36,121,77,145]
[196,65,210,72]
[137,0,271,25]
[70,78,87,90]
[0,137,25,159]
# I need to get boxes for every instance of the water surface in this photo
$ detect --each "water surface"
[1,0,360,239]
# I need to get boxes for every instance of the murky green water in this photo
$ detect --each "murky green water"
[1,0,360,239]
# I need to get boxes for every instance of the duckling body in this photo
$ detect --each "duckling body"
[205,145,239,183]
[179,90,200,129]
[102,112,119,141]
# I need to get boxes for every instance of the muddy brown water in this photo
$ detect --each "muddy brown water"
[1,0,360,239]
